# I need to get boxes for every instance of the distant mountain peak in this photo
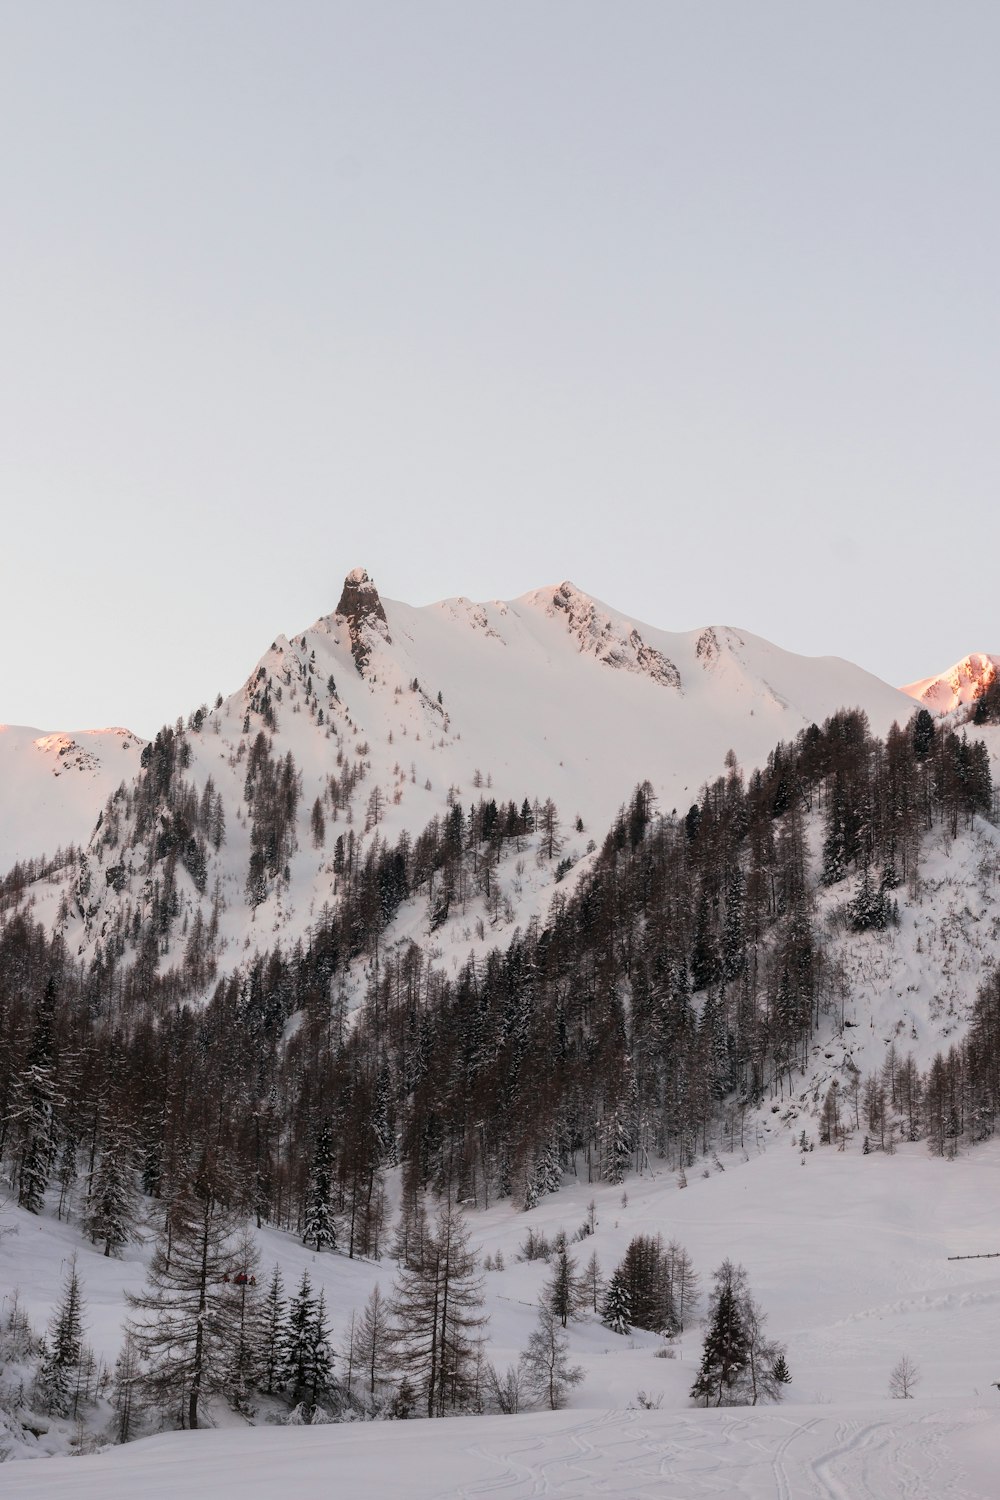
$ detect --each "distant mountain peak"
[335,567,390,673]
[901,652,1000,715]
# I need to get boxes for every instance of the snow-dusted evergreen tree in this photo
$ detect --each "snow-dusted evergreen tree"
[85,1132,137,1256]
[126,1178,241,1429]
[601,1270,631,1335]
[281,1272,334,1416]
[519,1304,583,1410]
[303,1121,336,1252]
[690,1273,748,1406]
[14,979,60,1214]
[690,1260,785,1408]
[37,1255,84,1416]
[258,1263,286,1396]
[603,1108,632,1185]
[544,1236,587,1328]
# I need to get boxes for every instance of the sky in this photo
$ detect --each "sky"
[3,1,1000,739]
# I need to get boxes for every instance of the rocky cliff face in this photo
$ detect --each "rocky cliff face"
[335,567,391,674]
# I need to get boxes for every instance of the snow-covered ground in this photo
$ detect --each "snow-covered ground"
[12,1400,999,1500]
[6,1137,1000,1494]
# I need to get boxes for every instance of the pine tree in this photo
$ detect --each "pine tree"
[600,1271,631,1336]
[281,1271,334,1416]
[37,1255,85,1416]
[544,1237,586,1328]
[14,979,60,1214]
[258,1263,286,1396]
[690,1279,748,1406]
[85,1131,138,1256]
[303,1121,336,1252]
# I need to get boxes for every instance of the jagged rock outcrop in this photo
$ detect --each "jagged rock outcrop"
[335,567,391,674]
[550,581,681,690]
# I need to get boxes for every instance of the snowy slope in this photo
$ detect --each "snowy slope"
[902,653,1000,715]
[0,724,145,871]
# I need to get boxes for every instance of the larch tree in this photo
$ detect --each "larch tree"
[390,1200,487,1417]
[519,1304,584,1410]
[126,1179,241,1429]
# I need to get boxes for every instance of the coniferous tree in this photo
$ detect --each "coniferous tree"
[390,1200,486,1417]
[544,1237,587,1328]
[37,1255,84,1416]
[127,1179,241,1429]
[226,1225,261,1411]
[258,1263,286,1396]
[281,1272,334,1416]
[519,1304,584,1410]
[690,1261,750,1406]
[85,1131,138,1256]
[582,1251,604,1314]
[14,979,59,1214]
[353,1282,394,1403]
[303,1121,336,1252]
[600,1271,631,1336]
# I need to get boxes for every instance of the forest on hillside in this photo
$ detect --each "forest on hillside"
[2,706,997,1256]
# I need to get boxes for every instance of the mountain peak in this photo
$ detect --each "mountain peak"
[335,568,390,673]
[901,652,1000,715]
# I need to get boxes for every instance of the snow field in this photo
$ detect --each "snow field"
[9,1400,997,1498]
[5,1135,1000,1492]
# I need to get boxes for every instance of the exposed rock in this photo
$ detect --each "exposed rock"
[335,567,391,674]
[551,581,681,690]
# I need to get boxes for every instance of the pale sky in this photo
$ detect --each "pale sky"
[3,1,1000,738]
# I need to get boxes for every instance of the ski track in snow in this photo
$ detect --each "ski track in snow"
[420,1407,994,1500]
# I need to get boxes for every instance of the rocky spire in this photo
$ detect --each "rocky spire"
[335,567,390,674]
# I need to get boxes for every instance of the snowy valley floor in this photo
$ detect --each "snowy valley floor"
[5,1139,1000,1496]
[11,1402,1000,1500]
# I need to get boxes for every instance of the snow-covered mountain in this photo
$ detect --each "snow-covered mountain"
[0,723,145,871]
[7,575,1000,1490]
[12,569,927,984]
[901,652,1000,715]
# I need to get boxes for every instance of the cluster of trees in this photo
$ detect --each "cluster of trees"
[690,1260,790,1407]
[600,1234,699,1336]
[244,733,301,906]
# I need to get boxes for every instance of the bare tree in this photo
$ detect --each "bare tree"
[126,1183,241,1429]
[390,1201,487,1417]
[354,1283,394,1402]
[484,1361,525,1414]
[519,1304,584,1410]
[889,1354,920,1399]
